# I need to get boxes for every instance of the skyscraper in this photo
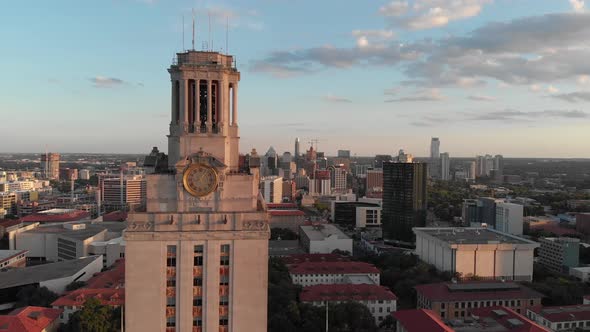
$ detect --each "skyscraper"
[125,50,269,332]
[429,138,441,179]
[382,162,427,242]
[430,137,440,160]
[440,152,450,181]
[294,137,300,159]
[41,153,60,180]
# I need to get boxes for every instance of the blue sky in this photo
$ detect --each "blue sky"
[1,0,589,157]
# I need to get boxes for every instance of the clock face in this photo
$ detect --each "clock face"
[183,164,218,197]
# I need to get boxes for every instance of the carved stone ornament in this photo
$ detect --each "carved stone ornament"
[243,220,266,230]
[129,222,154,231]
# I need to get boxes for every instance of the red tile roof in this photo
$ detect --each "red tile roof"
[85,259,125,289]
[266,203,298,209]
[392,309,453,332]
[268,210,305,217]
[289,261,379,275]
[0,306,62,332]
[527,304,590,323]
[52,288,124,307]
[102,210,127,222]
[300,284,397,302]
[19,210,90,223]
[415,282,543,302]
[469,306,549,332]
[0,219,22,230]
[282,253,350,265]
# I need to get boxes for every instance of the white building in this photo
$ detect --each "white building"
[259,176,283,203]
[300,284,396,324]
[289,261,380,287]
[79,169,91,180]
[495,201,524,235]
[527,305,590,332]
[88,236,126,268]
[413,227,539,281]
[299,224,352,254]
[440,152,450,181]
[356,206,382,228]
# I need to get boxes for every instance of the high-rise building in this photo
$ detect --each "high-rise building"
[495,201,524,235]
[374,155,392,168]
[539,237,580,274]
[125,50,269,332]
[99,175,146,212]
[337,150,351,158]
[382,162,427,242]
[294,137,300,159]
[397,149,413,163]
[329,165,347,194]
[429,138,441,179]
[260,176,283,203]
[366,168,383,195]
[79,169,91,180]
[41,153,60,180]
[493,154,504,173]
[440,152,450,181]
[430,138,440,160]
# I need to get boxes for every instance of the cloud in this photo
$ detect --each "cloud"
[549,91,590,103]
[380,0,492,30]
[322,94,352,103]
[352,29,396,49]
[571,0,585,12]
[89,76,126,88]
[468,109,588,121]
[385,89,446,102]
[410,121,434,127]
[578,75,590,85]
[468,94,495,101]
[195,5,262,31]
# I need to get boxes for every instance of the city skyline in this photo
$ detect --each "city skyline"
[2,0,590,157]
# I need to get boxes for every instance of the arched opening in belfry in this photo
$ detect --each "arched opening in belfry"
[174,80,180,124]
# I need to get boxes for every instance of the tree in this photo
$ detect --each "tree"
[15,285,58,308]
[62,298,119,332]
[329,302,377,332]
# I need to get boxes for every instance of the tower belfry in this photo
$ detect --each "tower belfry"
[125,50,268,332]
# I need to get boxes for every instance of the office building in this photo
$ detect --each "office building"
[374,155,392,168]
[494,155,504,173]
[329,165,347,194]
[259,176,283,203]
[429,138,441,179]
[289,261,380,287]
[356,206,382,228]
[299,224,352,254]
[538,237,580,274]
[301,284,396,324]
[366,168,383,196]
[331,201,380,228]
[99,175,146,211]
[382,162,427,242]
[478,197,501,228]
[60,168,78,181]
[125,50,269,332]
[79,169,91,180]
[397,149,413,163]
[415,281,543,319]
[462,199,478,227]
[294,137,300,159]
[495,202,524,235]
[414,228,539,281]
[440,152,450,181]
[430,138,440,160]
[527,304,590,331]
[0,193,16,215]
[337,150,351,158]
[41,153,60,180]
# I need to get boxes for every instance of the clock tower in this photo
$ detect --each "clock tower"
[125,50,269,332]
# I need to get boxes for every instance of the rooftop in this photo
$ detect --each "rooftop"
[0,256,101,289]
[85,259,125,289]
[415,282,544,302]
[392,309,453,332]
[0,306,62,332]
[414,227,538,246]
[300,224,350,241]
[24,221,127,241]
[528,304,590,323]
[268,210,305,217]
[281,254,350,265]
[52,288,124,307]
[19,209,90,223]
[300,284,396,302]
[451,306,549,332]
[289,261,379,275]
[0,219,22,230]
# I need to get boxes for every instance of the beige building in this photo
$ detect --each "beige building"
[414,227,539,281]
[125,50,269,332]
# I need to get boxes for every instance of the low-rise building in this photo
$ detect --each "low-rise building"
[569,266,590,282]
[267,203,305,232]
[301,284,396,324]
[415,281,543,319]
[538,237,580,274]
[392,309,453,332]
[0,256,103,309]
[0,306,62,332]
[495,201,524,235]
[52,288,124,324]
[0,250,28,269]
[289,261,380,287]
[299,224,352,254]
[527,305,590,331]
[414,227,538,281]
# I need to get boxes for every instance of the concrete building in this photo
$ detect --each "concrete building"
[440,152,450,181]
[356,206,382,228]
[366,168,383,196]
[299,224,352,254]
[125,50,269,332]
[0,192,16,215]
[0,306,62,332]
[0,250,27,269]
[259,176,283,203]
[462,199,478,227]
[392,309,453,332]
[289,261,380,286]
[527,305,590,332]
[0,256,103,309]
[329,165,347,194]
[79,169,91,180]
[415,282,543,319]
[331,201,380,228]
[301,284,396,324]
[337,150,351,158]
[414,228,539,281]
[41,153,60,180]
[397,149,413,163]
[382,162,427,242]
[538,237,580,274]
[495,201,524,235]
[99,175,146,212]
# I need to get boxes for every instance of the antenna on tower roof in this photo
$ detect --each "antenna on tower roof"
[192,8,195,51]
[208,12,211,51]
[182,15,185,51]
[226,16,229,54]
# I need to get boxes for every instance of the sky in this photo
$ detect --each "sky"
[1,0,590,158]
